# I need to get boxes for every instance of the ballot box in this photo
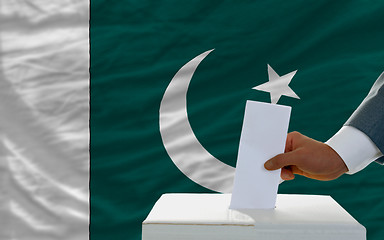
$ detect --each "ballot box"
[142,193,365,240]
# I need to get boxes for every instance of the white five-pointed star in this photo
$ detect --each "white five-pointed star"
[253,64,300,104]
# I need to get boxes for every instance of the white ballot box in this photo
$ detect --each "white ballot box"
[142,193,366,240]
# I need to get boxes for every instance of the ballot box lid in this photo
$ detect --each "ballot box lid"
[143,193,366,236]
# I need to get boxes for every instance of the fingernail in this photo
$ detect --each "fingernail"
[264,161,273,170]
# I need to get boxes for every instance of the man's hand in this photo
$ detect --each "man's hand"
[264,131,348,181]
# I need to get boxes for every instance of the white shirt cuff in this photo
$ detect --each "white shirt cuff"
[325,126,383,174]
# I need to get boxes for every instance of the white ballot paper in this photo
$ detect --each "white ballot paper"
[230,100,291,209]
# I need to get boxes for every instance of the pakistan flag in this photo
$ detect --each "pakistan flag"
[2,1,383,240]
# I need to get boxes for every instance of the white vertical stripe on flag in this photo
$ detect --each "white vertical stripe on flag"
[0,1,89,239]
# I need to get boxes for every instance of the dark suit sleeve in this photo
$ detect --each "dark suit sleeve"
[345,71,384,164]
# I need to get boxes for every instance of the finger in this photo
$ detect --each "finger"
[289,166,330,180]
[290,165,305,176]
[281,167,295,180]
[285,131,301,153]
[284,135,292,153]
[284,132,294,153]
[264,151,299,170]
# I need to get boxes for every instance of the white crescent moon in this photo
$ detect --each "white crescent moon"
[159,49,235,193]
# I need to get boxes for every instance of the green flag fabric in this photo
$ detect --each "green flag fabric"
[91,1,384,239]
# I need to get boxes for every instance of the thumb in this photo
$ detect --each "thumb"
[264,151,299,170]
